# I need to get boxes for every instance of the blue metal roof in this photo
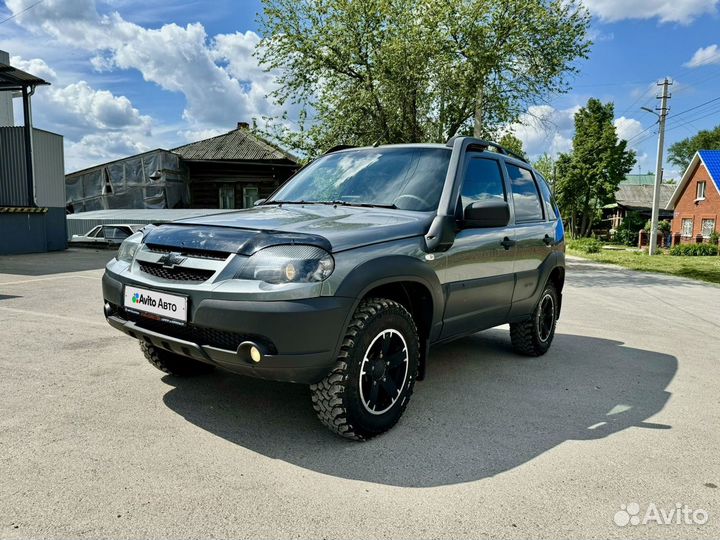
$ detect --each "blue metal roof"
[699,150,720,193]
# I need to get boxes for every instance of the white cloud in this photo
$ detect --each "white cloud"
[9,56,57,82]
[45,81,151,131]
[64,132,151,170]
[583,0,719,23]
[684,44,720,67]
[614,116,645,141]
[5,0,281,131]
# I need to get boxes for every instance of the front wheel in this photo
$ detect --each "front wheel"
[310,298,420,441]
[510,282,559,356]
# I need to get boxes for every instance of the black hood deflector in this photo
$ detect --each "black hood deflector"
[142,224,332,256]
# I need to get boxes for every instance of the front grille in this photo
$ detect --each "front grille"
[138,261,215,282]
[145,243,229,261]
[115,306,275,353]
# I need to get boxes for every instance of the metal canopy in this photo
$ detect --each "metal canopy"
[0,63,50,90]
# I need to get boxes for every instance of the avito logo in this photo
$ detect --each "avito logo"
[131,292,178,312]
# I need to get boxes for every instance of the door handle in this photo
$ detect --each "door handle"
[501,237,516,250]
[543,234,554,246]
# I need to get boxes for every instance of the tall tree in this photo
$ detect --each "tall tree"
[555,98,636,238]
[533,153,555,182]
[498,133,525,158]
[668,125,720,172]
[257,0,591,155]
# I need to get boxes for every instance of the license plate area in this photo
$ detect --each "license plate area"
[123,285,188,324]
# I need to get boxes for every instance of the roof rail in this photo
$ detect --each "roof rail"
[445,136,528,164]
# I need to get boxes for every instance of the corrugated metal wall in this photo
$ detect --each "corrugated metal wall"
[33,129,65,207]
[0,127,65,207]
[0,127,29,206]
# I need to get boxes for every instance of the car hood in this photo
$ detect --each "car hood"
[173,204,433,252]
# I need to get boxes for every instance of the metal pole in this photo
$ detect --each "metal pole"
[649,78,671,255]
[21,84,36,208]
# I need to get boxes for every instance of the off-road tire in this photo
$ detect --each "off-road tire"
[510,282,559,357]
[140,342,215,376]
[310,298,420,441]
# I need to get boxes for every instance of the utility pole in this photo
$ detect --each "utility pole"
[648,78,672,255]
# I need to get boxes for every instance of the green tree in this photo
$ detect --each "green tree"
[257,0,591,155]
[498,133,525,158]
[668,125,720,171]
[533,153,555,181]
[555,98,636,238]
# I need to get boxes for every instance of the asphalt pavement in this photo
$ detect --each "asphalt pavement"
[0,249,718,539]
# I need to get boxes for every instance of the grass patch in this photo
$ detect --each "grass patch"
[568,248,720,285]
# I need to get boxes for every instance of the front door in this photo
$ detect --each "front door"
[440,154,516,339]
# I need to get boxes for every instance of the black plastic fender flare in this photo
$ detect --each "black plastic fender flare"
[333,255,446,380]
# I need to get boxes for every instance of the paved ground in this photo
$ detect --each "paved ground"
[0,249,718,539]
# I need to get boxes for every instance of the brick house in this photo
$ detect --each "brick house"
[666,150,720,243]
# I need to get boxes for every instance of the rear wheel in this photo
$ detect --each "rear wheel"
[310,298,420,441]
[510,282,558,356]
[140,342,215,376]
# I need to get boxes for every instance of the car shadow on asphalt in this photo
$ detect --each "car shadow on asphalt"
[160,329,676,488]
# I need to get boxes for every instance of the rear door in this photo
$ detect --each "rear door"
[503,162,557,308]
[440,153,516,339]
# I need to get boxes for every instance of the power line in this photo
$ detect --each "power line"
[0,0,44,25]
[670,95,720,119]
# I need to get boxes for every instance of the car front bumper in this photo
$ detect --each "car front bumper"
[102,272,354,384]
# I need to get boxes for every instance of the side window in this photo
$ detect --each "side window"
[506,163,544,222]
[86,226,101,237]
[103,227,130,241]
[460,157,506,212]
[535,172,559,221]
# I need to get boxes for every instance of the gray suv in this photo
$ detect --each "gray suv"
[102,136,565,440]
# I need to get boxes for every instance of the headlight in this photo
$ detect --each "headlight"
[235,245,334,284]
[117,232,143,263]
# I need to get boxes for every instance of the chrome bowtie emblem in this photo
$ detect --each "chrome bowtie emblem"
[158,252,186,269]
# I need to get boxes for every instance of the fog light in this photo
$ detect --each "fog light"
[238,341,266,364]
[103,302,113,317]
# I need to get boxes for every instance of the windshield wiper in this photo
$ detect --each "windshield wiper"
[325,200,398,209]
[265,199,397,209]
[265,200,318,205]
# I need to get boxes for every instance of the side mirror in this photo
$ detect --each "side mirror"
[253,198,266,207]
[463,199,510,228]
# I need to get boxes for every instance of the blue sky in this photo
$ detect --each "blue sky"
[2,0,720,176]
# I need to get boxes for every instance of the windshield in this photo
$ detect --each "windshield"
[268,147,451,211]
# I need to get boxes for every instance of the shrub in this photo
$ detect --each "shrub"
[614,211,645,246]
[710,230,719,247]
[669,243,719,256]
[643,219,671,233]
[613,228,638,246]
[568,237,602,254]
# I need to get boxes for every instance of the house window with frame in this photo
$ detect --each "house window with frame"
[701,218,716,238]
[243,186,259,208]
[696,181,706,200]
[681,218,694,237]
[219,184,235,209]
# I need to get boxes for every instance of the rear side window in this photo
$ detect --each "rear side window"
[506,163,544,222]
[104,227,131,240]
[460,157,506,211]
[535,173,560,220]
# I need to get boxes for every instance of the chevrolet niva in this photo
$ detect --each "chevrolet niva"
[102,137,565,440]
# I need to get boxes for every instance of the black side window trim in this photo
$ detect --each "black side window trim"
[505,162,546,223]
[533,171,559,222]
